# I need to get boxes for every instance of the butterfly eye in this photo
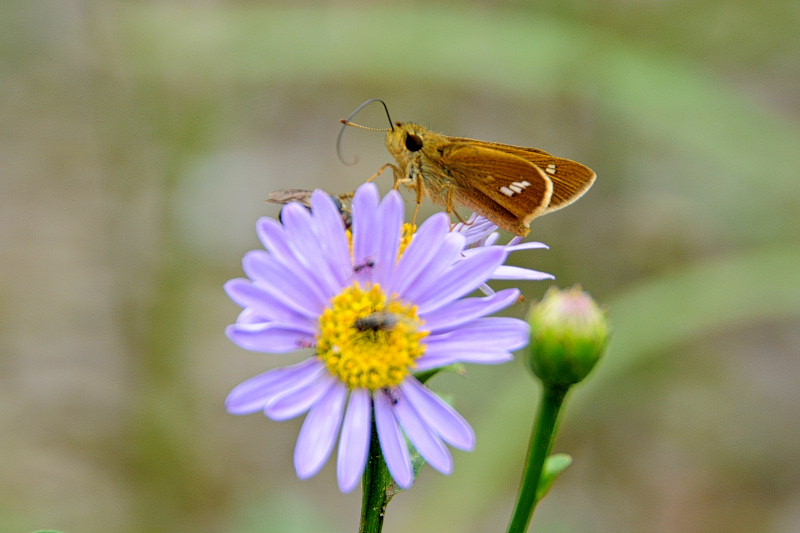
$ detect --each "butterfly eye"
[405,133,424,152]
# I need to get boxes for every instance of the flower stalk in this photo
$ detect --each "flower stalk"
[360,420,394,533]
[507,384,568,533]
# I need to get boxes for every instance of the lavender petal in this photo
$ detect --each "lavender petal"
[425,317,530,351]
[391,388,453,474]
[371,190,404,287]
[294,382,347,479]
[386,213,453,296]
[242,251,327,316]
[265,372,337,421]
[490,265,555,281]
[400,379,475,450]
[374,390,414,489]
[226,322,317,353]
[351,183,381,272]
[224,278,317,329]
[413,247,506,314]
[311,189,352,284]
[336,388,372,493]
[225,358,323,414]
[420,289,521,333]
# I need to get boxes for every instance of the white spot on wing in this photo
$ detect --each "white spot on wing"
[501,180,534,197]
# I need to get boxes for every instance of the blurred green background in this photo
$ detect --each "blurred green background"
[2,1,799,532]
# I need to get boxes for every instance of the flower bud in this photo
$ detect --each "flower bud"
[526,286,610,387]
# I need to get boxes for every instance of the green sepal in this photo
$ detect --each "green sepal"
[386,434,430,500]
[414,363,467,384]
[536,453,573,501]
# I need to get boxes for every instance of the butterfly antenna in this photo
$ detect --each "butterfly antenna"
[337,98,395,165]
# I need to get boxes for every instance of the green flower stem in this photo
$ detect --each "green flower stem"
[507,384,569,533]
[359,421,393,533]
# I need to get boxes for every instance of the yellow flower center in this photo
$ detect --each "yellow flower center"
[399,223,416,255]
[316,283,427,390]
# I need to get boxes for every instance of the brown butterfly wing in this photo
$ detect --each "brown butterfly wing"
[500,150,596,213]
[435,143,553,236]
[445,136,596,213]
[445,136,553,156]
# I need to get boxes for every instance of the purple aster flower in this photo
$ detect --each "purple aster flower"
[224,183,539,492]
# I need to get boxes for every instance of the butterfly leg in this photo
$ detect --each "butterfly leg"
[411,178,428,225]
[368,163,401,185]
[445,185,472,227]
